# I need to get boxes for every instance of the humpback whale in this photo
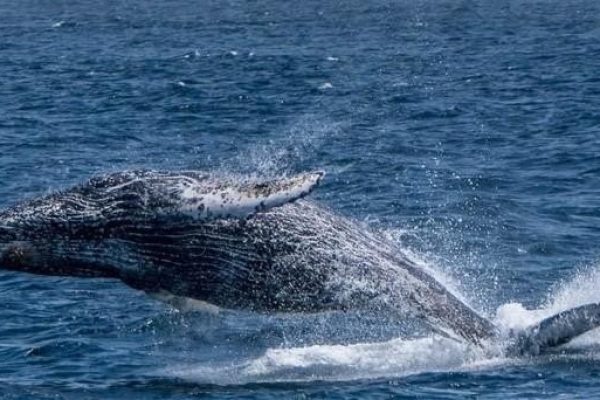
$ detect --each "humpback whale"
[0,170,599,354]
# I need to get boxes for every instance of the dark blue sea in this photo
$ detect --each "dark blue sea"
[2,0,600,398]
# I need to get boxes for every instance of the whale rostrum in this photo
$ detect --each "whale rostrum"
[0,170,599,355]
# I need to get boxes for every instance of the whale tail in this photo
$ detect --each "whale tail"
[509,303,600,355]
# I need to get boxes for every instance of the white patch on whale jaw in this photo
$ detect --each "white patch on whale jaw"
[150,290,222,314]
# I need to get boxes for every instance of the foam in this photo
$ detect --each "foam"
[166,335,485,385]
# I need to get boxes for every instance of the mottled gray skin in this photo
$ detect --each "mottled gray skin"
[0,171,496,343]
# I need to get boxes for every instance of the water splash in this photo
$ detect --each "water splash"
[214,116,343,179]
[492,264,600,326]
[544,265,600,314]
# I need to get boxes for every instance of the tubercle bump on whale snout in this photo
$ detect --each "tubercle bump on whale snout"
[308,170,325,190]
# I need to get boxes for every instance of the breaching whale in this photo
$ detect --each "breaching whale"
[0,170,599,354]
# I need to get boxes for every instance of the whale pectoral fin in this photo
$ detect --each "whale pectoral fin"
[82,170,324,223]
[149,290,222,314]
[513,303,600,355]
[240,171,325,212]
[176,171,325,220]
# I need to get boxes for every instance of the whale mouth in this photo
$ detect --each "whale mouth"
[34,257,121,279]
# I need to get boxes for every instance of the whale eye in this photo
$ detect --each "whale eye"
[0,242,38,269]
[1,243,24,267]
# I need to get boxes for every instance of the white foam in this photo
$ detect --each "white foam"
[493,302,547,336]
[167,335,485,385]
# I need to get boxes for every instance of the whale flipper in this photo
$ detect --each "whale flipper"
[96,170,325,221]
[512,303,600,355]
[161,171,325,220]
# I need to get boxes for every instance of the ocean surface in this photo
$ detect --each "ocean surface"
[1,0,600,398]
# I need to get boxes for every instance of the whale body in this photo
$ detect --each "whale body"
[1,170,599,354]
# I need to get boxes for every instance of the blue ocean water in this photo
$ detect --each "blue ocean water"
[1,0,600,398]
